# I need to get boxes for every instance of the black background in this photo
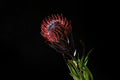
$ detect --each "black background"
[0,0,116,80]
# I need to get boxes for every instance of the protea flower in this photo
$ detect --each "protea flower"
[41,14,71,43]
[41,14,74,58]
[40,14,94,80]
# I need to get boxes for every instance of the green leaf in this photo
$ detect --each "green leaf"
[67,61,78,77]
[83,70,89,80]
[84,48,94,66]
[71,73,81,80]
[84,56,88,66]
[78,58,82,69]
[84,66,94,80]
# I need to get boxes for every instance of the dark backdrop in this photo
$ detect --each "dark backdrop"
[0,0,115,80]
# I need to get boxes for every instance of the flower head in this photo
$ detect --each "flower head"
[41,14,72,43]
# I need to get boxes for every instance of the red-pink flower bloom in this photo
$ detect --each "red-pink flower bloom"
[41,14,72,43]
